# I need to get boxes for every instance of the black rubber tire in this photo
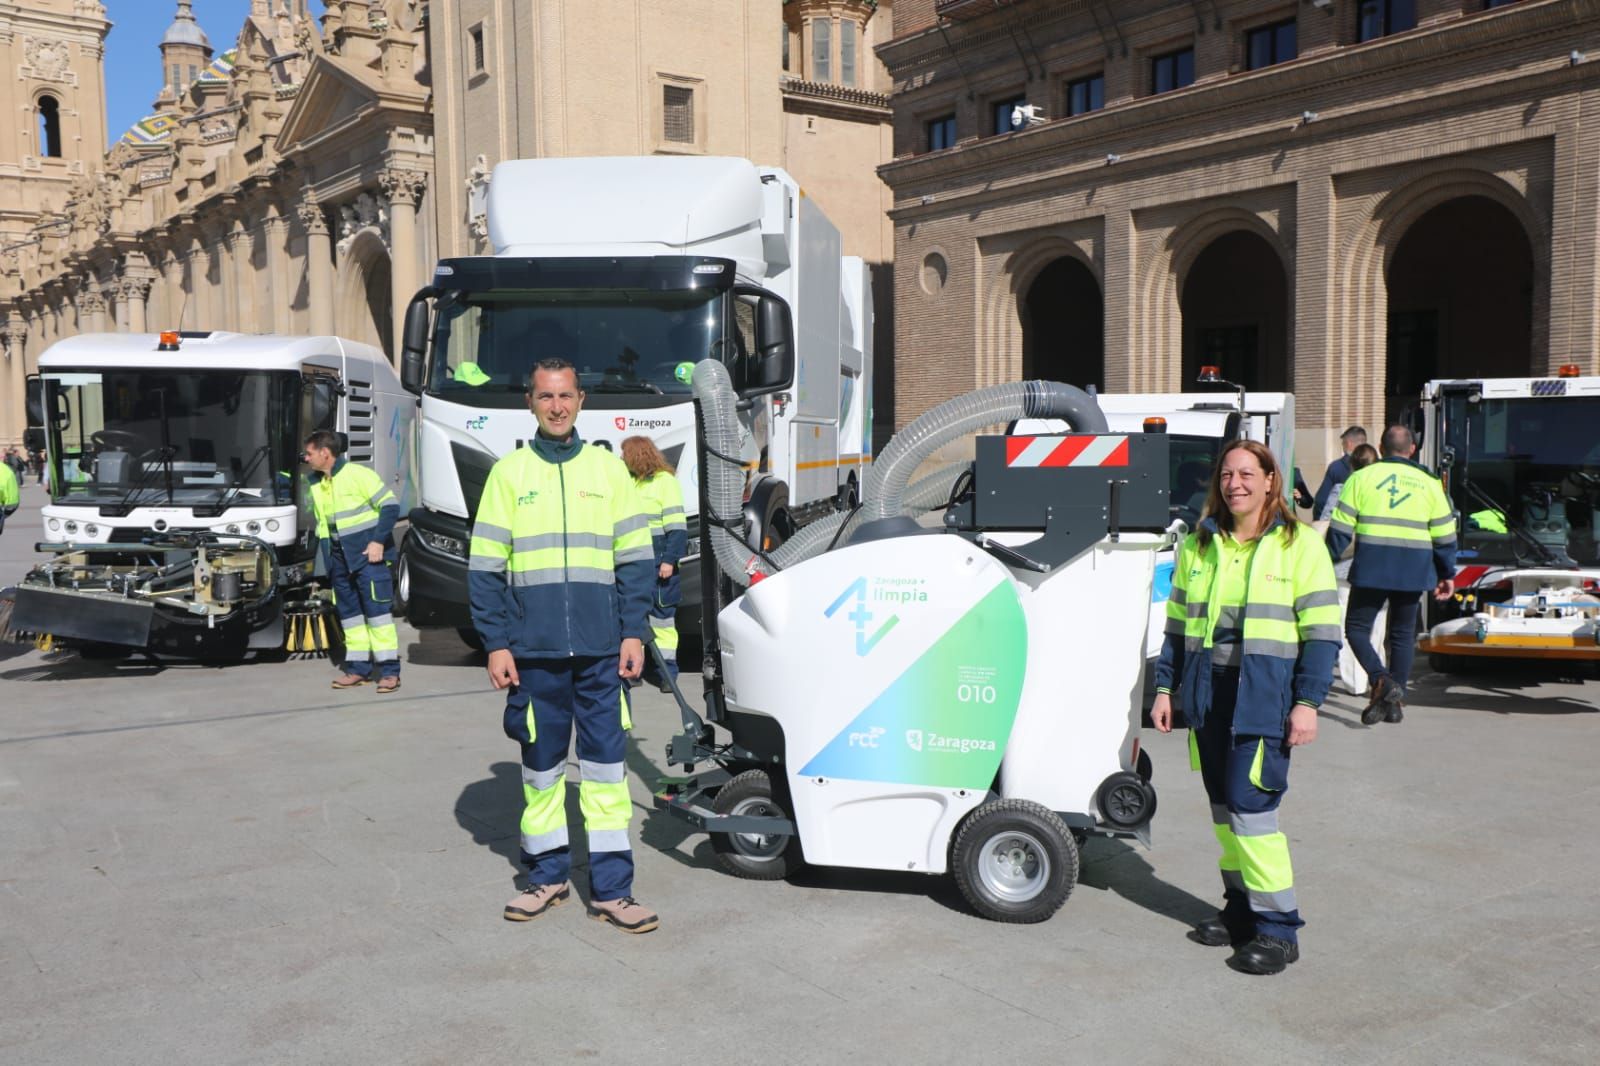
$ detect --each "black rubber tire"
[1096,772,1157,830]
[392,550,410,619]
[1428,653,1465,674]
[951,799,1079,924]
[457,627,486,652]
[709,769,803,881]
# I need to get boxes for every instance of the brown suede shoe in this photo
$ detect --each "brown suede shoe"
[330,673,368,689]
[376,676,401,694]
[586,896,659,934]
[503,881,571,922]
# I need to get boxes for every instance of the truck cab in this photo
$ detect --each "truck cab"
[396,157,872,646]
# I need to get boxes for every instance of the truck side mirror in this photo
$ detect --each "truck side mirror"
[306,380,339,432]
[738,289,794,398]
[400,289,434,395]
[25,376,44,427]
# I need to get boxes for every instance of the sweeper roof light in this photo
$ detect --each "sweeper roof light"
[1558,364,1581,378]
[157,330,181,351]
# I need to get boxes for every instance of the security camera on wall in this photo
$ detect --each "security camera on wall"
[1011,104,1048,129]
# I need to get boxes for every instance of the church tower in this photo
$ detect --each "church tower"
[155,1,213,112]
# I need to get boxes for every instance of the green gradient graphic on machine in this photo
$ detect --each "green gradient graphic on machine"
[800,582,1028,789]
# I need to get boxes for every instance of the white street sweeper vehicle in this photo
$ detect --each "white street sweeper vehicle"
[653,352,1175,923]
[1415,367,1600,672]
[1,330,413,659]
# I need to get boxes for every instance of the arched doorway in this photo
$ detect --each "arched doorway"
[1385,196,1533,420]
[337,231,393,358]
[1020,256,1103,389]
[1180,230,1290,391]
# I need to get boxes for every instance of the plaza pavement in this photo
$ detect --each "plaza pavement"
[1,480,1596,1065]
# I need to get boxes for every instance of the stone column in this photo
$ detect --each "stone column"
[123,277,152,334]
[299,196,334,336]
[163,251,186,331]
[380,166,428,360]
[262,206,291,333]
[228,221,256,332]
[187,238,214,332]
[6,314,27,446]
[80,289,108,334]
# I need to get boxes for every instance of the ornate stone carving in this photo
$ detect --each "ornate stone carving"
[78,290,107,315]
[297,197,329,236]
[119,277,153,302]
[465,154,491,240]
[22,36,75,84]
[379,166,427,207]
[336,191,388,254]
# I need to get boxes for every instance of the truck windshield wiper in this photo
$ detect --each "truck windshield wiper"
[588,381,663,394]
[195,443,273,517]
[99,447,178,517]
[1458,476,1574,568]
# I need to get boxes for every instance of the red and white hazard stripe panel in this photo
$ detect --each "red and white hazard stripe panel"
[1005,435,1130,468]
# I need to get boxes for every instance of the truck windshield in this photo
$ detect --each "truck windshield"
[428,290,724,409]
[1440,393,1600,566]
[44,368,300,510]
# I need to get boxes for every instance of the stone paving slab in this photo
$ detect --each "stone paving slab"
[2,482,1597,1064]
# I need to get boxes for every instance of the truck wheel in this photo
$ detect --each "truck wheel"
[1428,653,1465,674]
[710,770,803,880]
[951,799,1079,923]
[392,550,411,619]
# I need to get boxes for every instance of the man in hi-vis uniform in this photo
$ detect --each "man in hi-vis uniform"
[1326,425,1456,725]
[469,358,659,934]
[305,430,402,692]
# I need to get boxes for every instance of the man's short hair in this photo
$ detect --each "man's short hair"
[527,358,579,390]
[1341,426,1368,443]
[1380,425,1415,457]
[304,429,342,454]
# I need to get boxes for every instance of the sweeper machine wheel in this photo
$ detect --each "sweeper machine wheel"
[710,770,804,881]
[951,799,1079,924]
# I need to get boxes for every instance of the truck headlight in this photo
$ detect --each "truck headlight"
[48,518,61,532]
[84,524,99,537]
[419,528,468,559]
[64,520,78,535]
[246,521,261,534]
[266,519,280,532]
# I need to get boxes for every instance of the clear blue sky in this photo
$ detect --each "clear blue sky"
[103,1,326,146]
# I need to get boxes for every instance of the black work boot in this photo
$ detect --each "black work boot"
[1187,912,1251,948]
[1384,685,1405,723]
[1228,935,1300,975]
[1360,675,1394,726]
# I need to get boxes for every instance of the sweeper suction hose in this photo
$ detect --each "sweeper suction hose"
[692,362,1106,585]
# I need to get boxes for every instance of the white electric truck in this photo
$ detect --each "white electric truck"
[1416,368,1600,671]
[395,156,873,646]
[4,331,414,658]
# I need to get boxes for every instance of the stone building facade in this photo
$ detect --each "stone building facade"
[878,0,1600,472]
[0,0,434,450]
[427,0,897,434]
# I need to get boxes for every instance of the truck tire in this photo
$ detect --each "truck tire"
[951,799,1079,924]
[710,770,803,880]
[392,548,411,619]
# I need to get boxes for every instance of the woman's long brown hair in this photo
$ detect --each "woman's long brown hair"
[620,435,675,480]
[1198,438,1298,548]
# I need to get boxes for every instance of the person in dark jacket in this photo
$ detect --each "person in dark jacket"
[1312,426,1368,520]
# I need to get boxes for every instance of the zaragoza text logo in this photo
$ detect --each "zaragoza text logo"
[824,576,900,656]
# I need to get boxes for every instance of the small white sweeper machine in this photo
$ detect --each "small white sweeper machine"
[653,353,1178,923]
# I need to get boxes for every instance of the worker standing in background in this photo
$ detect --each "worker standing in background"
[1313,426,1369,521]
[303,430,403,693]
[1151,439,1340,976]
[1326,426,1456,726]
[620,436,687,692]
[471,359,660,934]
[0,456,19,534]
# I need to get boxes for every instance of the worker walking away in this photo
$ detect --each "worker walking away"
[1325,426,1456,726]
[0,456,19,534]
[303,430,402,693]
[1151,440,1340,976]
[470,358,659,934]
[620,436,687,692]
